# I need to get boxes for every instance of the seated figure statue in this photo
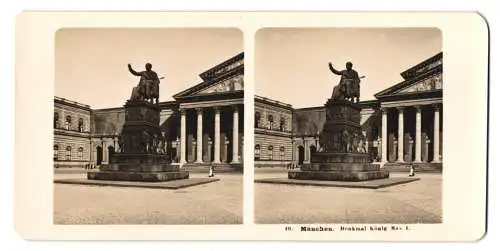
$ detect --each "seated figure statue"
[128,63,161,103]
[328,61,362,103]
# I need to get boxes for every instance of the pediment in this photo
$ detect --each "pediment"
[172,53,244,99]
[375,52,443,98]
[395,73,442,94]
[375,71,442,98]
[194,75,244,95]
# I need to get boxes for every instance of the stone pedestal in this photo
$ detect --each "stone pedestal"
[289,99,389,182]
[88,100,190,182]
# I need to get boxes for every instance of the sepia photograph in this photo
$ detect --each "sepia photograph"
[14,11,487,241]
[52,28,244,224]
[254,28,443,224]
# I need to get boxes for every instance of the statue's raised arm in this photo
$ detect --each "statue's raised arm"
[128,64,141,76]
[328,62,343,75]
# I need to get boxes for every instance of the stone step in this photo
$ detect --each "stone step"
[288,170,390,181]
[383,162,442,173]
[181,163,243,173]
[413,162,443,173]
[87,170,189,182]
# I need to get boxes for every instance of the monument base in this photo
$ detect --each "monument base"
[289,152,389,182]
[89,153,190,182]
[88,170,189,182]
[286,99,392,183]
[256,177,419,189]
[288,170,389,181]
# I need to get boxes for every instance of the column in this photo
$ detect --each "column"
[213,107,221,163]
[231,105,239,163]
[432,104,441,163]
[304,141,310,164]
[397,107,405,162]
[381,107,388,163]
[414,106,422,163]
[103,143,108,164]
[175,138,181,162]
[180,109,186,164]
[90,141,94,165]
[196,108,203,163]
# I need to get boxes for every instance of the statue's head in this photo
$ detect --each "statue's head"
[145,63,152,71]
[346,62,353,70]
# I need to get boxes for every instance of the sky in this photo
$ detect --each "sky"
[55,28,242,109]
[255,28,442,108]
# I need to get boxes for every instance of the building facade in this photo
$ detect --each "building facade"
[54,51,442,171]
[53,97,92,168]
[254,96,294,167]
[54,52,244,171]
[256,52,443,171]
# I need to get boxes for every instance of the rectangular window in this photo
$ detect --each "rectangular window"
[66,146,72,160]
[77,147,84,160]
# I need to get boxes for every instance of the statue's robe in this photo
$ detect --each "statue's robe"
[130,70,160,100]
[331,68,360,100]
[339,69,360,98]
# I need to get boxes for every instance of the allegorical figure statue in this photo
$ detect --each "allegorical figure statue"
[328,61,363,103]
[341,130,350,152]
[128,63,161,103]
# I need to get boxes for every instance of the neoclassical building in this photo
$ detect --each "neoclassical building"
[255,52,442,171]
[53,97,92,168]
[54,52,244,171]
[254,96,294,167]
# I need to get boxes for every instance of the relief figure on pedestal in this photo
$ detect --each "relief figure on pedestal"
[358,133,367,153]
[117,136,124,153]
[341,130,350,152]
[157,137,166,154]
[151,134,159,153]
[141,131,151,153]
[350,131,359,152]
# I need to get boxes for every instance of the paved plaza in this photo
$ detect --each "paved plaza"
[254,170,442,224]
[54,172,242,224]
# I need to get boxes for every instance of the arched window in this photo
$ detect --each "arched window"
[254,144,261,160]
[78,118,84,132]
[53,145,59,160]
[254,112,261,128]
[65,116,72,130]
[54,112,59,128]
[267,115,274,130]
[65,146,72,160]
[279,117,286,132]
[268,145,274,160]
[77,147,84,160]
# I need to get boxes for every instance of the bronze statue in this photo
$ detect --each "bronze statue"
[141,131,151,152]
[358,133,367,153]
[128,63,162,103]
[117,136,124,153]
[157,137,164,154]
[341,130,350,152]
[328,62,364,103]
[350,131,359,152]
